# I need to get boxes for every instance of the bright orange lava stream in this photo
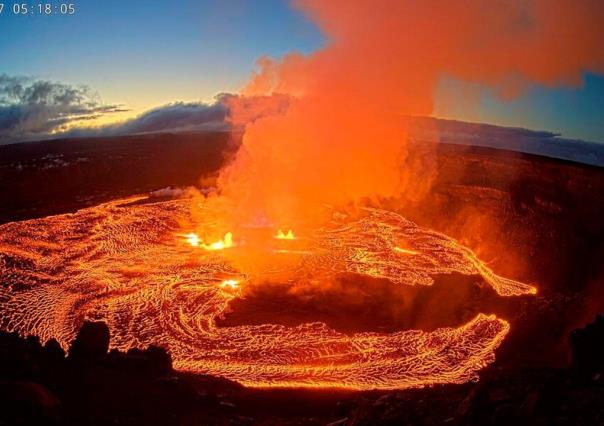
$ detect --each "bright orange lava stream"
[0,196,535,390]
[393,246,419,255]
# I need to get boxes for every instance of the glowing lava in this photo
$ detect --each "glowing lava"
[393,246,418,255]
[203,232,233,250]
[0,196,535,390]
[276,229,295,240]
[220,279,240,290]
[183,232,234,250]
[184,232,200,247]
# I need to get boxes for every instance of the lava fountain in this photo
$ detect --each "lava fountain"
[0,195,535,390]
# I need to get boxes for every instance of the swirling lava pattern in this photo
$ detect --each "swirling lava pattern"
[0,196,535,390]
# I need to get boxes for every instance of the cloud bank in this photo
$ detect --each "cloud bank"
[65,101,229,138]
[410,117,604,167]
[0,78,292,144]
[0,75,601,167]
[0,74,126,144]
[69,93,289,138]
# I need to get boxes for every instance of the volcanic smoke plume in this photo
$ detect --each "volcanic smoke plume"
[218,0,604,229]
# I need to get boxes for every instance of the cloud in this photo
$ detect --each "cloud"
[0,75,292,144]
[409,117,604,167]
[0,74,126,144]
[1,74,599,167]
[73,101,230,137]
[64,92,290,138]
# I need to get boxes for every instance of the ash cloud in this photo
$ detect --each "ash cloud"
[0,74,126,144]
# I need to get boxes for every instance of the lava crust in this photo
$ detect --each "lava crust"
[0,196,535,389]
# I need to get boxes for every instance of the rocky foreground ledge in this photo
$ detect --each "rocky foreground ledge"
[0,317,603,426]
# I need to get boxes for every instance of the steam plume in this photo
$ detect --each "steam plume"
[218,0,604,228]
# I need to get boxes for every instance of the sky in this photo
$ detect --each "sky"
[1,0,603,142]
[0,0,323,120]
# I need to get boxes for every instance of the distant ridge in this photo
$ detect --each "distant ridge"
[410,117,604,167]
[1,117,602,168]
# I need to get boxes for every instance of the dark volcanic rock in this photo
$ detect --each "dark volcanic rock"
[571,314,604,379]
[107,345,172,378]
[43,338,66,364]
[0,131,233,224]
[1,317,604,425]
[67,321,110,361]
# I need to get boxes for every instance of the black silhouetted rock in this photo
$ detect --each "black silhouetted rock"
[0,381,61,425]
[107,345,172,377]
[0,331,35,379]
[570,314,604,378]
[145,345,172,375]
[1,315,604,425]
[43,338,65,363]
[67,321,110,361]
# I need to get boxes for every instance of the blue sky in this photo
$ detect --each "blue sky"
[435,73,604,143]
[0,0,323,109]
[1,0,603,142]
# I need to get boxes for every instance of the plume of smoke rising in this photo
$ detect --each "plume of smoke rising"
[222,93,291,127]
[0,74,125,144]
[217,0,604,229]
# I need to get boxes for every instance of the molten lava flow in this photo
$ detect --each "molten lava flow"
[205,232,233,250]
[220,279,240,290]
[393,246,418,255]
[275,229,295,240]
[0,196,535,390]
[193,232,234,251]
[184,233,200,247]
